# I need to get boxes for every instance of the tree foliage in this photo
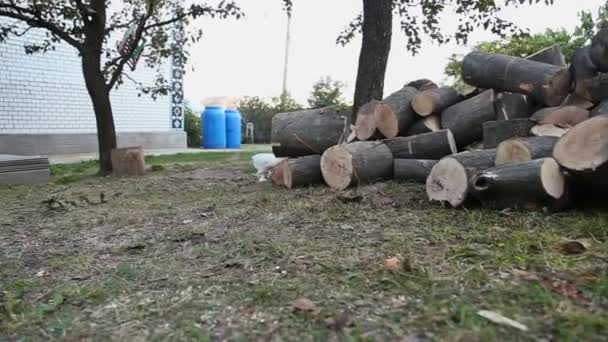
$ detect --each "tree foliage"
[238,93,302,143]
[307,76,347,109]
[444,1,608,91]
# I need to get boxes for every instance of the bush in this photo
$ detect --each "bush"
[184,106,201,148]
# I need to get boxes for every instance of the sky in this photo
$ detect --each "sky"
[184,0,605,109]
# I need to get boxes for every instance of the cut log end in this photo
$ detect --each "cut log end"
[320,145,353,190]
[554,115,608,171]
[541,158,566,199]
[447,130,458,155]
[374,103,399,138]
[426,157,469,207]
[355,100,380,140]
[412,93,434,116]
[495,139,531,165]
[531,124,568,138]
[544,68,573,107]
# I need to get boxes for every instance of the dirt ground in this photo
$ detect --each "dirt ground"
[1,153,607,341]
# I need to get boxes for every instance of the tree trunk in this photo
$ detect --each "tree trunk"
[271,106,348,157]
[591,99,608,117]
[553,115,608,189]
[495,136,558,165]
[526,44,567,66]
[412,86,461,117]
[82,52,117,176]
[384,129,457,159]
[426,149,497,207]
[321,141,393,190]
[441,89,496,148]
[352,0,393,122]
[470,158,567,210]
[482,119,534,149]
[284,155,323,188]
[110,146,146,176]
[461,51,571,106]
[405,115,441,136]
[530,106,589,127]
[494,92,532,121]
[394,159,437,183]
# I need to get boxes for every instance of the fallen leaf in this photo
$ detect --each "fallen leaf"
[292,297,316,313]
[511,269,538,281]
[384,257,401,271]
[323,310,353,332]
[541,277,589,306]
[477,310,529,332]
[560,239,593,255]
[336,191,363,203]
[372,195,395,207]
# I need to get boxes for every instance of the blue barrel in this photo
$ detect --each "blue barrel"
[225,108,242,149]
[201,106,226,149]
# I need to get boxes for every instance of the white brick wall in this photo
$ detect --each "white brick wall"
[0,18,173,134]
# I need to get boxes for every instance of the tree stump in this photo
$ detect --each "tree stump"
[441,89,496,148]
[461,51,571,106]
[111,146,145,176]
[470,158,567,210]
[384,129,457,160]
[412,86,461,116]
[495,136,559,165]
[483,119,534,149]
[394,159,437,183]
[321,141,393,190]
[426,149,497,207]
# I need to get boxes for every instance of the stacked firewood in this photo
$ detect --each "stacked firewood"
[269,29,608,211]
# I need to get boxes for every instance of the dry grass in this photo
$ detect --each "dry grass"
[1,153,607,341]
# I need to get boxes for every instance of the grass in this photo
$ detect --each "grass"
[1,155,607,341]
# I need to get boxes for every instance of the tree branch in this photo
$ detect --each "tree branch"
[0,6,83,52]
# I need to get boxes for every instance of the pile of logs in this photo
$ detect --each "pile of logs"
[269,29,608,211]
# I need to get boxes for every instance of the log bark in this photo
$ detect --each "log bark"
[272,145,316,158]
[384,129,457,159]
[461,51,571,106]
[591,99,608,117]
[494,92,532,120]
[394,159,437,183]
[577,73,608,103]
[283,155,323,188]
[553,115,608,189]
[441,89,496,148]
[426,149,497,207]
[404,115,441,136]
[526,44,567,67]
[412,86,461,116]
[469,158,567,210]
[590,28,608,72]
[530,106,589,128]
[271,106,347,157]
[495,136,558,165]
[482,119,534,149]
[271,160,288,187]
[561,93,595,110]
[377,86,419,137]
[571,47,600,100]
[111,146,145,176]
[321,141,393,190]
[531,124,569,138]
[405,79,438,91]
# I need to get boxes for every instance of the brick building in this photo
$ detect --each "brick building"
[0,18,186,155]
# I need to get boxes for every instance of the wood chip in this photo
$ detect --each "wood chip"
[477,310,529,332]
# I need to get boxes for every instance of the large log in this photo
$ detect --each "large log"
[412,86,461,116]
[271,106,348,157]
[494,92,532,121]
[321,142,393,190]
[461,51,571,106]
[405,79,438,91]
[271,160,288,186]
[426,149,497,207]
[531,106,589,127]
[394,159,437,183]
[483,119,534,149]
[577,74,608,103]
[354,100,389,140]
[495,136,559,165]
[283,155,323,189]
[384,129,457,160]
[441,89,496,148]
[377,86,420,137]
[591,99,608,117]
[571,47,599,100]
[404,115,441,136]
[469,158,567,210]
[589,28,608,72]
[561,93,595,110]
[111,146,145,176]
[526,44,567,67]
[553,115,608,189]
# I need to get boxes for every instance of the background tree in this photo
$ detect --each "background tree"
[238,93,302,144]
[184,103,200,148]
[444,2,608,91]
[0,0,242,174]
[308,76,347,108]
